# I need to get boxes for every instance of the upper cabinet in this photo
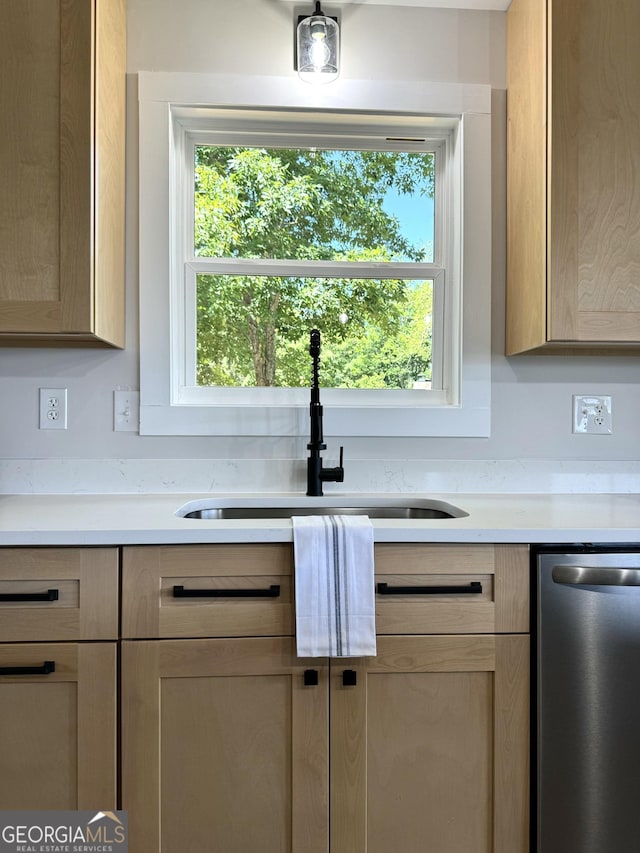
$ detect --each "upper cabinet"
[0,0,126,347]
[506,0,640,354]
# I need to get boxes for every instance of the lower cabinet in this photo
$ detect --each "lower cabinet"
[0,543,529,851]
[121,585,529,853]
[0,642,117,809]
[122,637,329,853]
[120,543,530,852]
[0,547,119,810]
[330,634,529,853]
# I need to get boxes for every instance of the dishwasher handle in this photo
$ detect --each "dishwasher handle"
[552,565,640,587]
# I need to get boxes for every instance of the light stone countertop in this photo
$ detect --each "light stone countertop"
[0,492,639,546]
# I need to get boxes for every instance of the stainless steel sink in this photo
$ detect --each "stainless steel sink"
[176,498,468,520]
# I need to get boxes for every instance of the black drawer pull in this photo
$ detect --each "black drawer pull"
[173,584,281,599]
[0,661,56,676]
[0,589,59,603]
[303,669,319,687]
[376,581,483,596]
[342,669,357,687]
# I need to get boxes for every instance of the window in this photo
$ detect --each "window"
[177,110,446,402]
[190,137,437,393]
[139,74,492,436]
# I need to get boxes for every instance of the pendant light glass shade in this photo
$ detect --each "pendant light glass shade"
[296,2,339,84]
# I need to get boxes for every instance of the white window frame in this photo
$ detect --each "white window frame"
[139,73,492,437]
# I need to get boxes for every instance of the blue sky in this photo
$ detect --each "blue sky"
[383,184,434,261]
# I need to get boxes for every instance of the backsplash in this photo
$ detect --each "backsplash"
[2,458,639,495]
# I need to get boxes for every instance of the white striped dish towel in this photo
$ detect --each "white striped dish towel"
[292,514,377,658]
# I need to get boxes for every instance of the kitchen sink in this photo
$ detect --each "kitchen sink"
[176,498,468,520]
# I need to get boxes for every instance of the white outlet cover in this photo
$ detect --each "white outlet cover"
[39,387,68,430]
[573,395,612,434]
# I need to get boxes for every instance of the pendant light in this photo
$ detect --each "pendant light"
[296,2,340,84]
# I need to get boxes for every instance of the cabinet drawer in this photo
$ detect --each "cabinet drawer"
[374,544,529,634]
[122,545,294,638]
[0,548,119,641]
[123,543,529,639]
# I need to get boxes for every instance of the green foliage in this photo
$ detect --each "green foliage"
[194,145,434,387]
[329,282,432,390]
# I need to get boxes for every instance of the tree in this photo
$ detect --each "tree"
[313,281,433,390]
[194,145,434,387]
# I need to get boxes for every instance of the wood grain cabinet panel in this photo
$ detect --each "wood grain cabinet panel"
[0,0,125,347]
[0,547,119,641]
[374,543,529,634]
[330,635,529,853]
[0,547,118,811]
[0,642,117,809]
[122,637,329,853]
[122,543,530,852]
[122,544,294,638]
[506,0,640,353]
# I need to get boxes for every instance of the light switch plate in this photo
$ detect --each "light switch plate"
[114,390,140,432]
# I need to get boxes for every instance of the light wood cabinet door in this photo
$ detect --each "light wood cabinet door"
[375,544,529,635]
[0,0,125,347]
[506,0,640,353]
[0,642,117,809]
[330,635,529,853]
[122,544,293,639]
[0,547,119,642]
[122,637,329,853]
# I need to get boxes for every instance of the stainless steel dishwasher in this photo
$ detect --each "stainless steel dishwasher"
[535,545,640,853]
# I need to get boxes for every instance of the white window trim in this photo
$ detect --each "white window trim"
[139,72,492,437]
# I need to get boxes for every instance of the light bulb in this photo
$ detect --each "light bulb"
[310,38,330,71]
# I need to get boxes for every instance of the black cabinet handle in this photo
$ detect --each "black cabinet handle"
[303,669,319,686]
[376,581,483,596]
[0,589,59,603]
[173,584,281,599]
[0,661,56,676]
[342,669,357,687]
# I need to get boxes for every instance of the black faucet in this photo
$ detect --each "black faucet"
[306,329,344,497]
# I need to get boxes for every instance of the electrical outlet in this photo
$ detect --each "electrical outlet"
[39,388,68,430]
[573,395,612,434]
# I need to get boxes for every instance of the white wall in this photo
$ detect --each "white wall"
[1,0,639,494]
